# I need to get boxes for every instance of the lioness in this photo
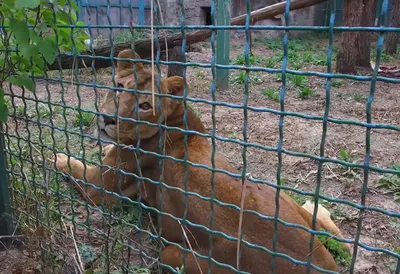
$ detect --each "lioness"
[55,49,350,274]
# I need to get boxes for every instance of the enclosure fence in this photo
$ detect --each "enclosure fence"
[0,0,400,273]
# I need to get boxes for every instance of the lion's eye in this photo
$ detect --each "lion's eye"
[139,102,151,110]
[117,83,124,88]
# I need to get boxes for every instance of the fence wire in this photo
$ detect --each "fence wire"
[1,0,400,273]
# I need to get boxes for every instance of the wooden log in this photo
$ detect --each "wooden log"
[48,0,327,71]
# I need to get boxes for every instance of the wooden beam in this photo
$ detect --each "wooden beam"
[47,0,327,71]
[216,0,231,90]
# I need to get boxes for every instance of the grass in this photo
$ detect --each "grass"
[73,110,95,127]
[376,163,400,201]
[298,87,313,99]
[113,29,147,44]
[262,88,280,102]
[352,92,366,102]
[230,71,262,85]
[331,79,345,87]
[317,229,352,266]
[231,54,265,65]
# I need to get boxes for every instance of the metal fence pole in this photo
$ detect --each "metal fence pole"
[0,123,13,236]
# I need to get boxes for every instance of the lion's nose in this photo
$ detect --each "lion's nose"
[102,115,116,126]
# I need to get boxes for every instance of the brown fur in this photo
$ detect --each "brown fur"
[55,49,350,274]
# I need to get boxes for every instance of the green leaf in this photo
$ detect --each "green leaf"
[9,18,30,45]
[8,74,35,91]
[0,88,8,123]
[70,0,79,11]
[33,54,45,70]
[19,44,38,58]
[37,38,57,64]
[15,0,40,9]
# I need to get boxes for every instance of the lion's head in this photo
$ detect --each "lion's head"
[95,49,186,145]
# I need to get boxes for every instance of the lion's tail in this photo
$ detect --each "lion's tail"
[302,200,351,253]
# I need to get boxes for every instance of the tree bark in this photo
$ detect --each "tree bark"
[336,0,363,74]
[336,0,377,74]
[356,0,378,67]
[385,0,400,55]
[166,46,186,77]
[47,0,327,71]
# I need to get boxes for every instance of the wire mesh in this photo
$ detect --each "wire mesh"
[1,0,400,273]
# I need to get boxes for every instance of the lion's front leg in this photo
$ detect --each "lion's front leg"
[54,149,119,206]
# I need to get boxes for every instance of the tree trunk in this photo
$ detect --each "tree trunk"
[336,0,364,74]
[166,46,186,77]
[336,0,377,74]
[385,0,400,55]
[356,0,378,67]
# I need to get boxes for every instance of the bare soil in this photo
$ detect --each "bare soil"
[1,34,399,274]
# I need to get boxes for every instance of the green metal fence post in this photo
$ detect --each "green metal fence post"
[216,0,231,90]
[0,123,13,236]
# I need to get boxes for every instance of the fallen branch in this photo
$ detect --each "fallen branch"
[48,0,327,71]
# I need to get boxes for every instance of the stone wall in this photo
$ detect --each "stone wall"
[161,0,323,39]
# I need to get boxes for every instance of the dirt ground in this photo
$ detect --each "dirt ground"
[1,33,399,274]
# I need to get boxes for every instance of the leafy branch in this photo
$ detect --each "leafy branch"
[0,0,89,122]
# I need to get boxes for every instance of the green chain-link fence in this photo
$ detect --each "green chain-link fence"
[1,0,400,273]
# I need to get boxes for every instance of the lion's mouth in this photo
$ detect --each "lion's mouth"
[93,127,116,146]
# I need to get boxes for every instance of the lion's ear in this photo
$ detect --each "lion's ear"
[116,49,143,73]
[165,76,186,96]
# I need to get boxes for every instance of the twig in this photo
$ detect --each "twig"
[156,0,168,62]
[236,178,247,270]
[302,230,342,260]
[69,225,85,274]
[150,0,155,116]
[0,235,26,240]
[178,220,203,274]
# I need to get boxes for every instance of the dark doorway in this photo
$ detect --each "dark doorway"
[201,7,212,25]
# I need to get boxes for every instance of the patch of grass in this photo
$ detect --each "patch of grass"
[113,29,147,44]
[336,147,361,180]
[339,147,353,162]
[352,92,366,102]
[289,74,309,88]
[194,70,206,79]
[262,88,280,102]
[231,54,265,65]
[37,103,52,119]
[264,57,277,68]
[73,110,95,127]
[331,79,345,87]
[376,163,400,201]
[280,178,308,205]
[317,229,352,266]
[298,87,313,99]
[230,71,262,85]
[231,131,239,140]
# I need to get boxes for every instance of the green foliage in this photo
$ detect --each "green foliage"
[0,0,89,122]
[317,229,352,266]
[231,54,265,65]
[338,147,353,162]
[376,164,400,201]
[0,88,8,122]
[113,29,147,44]
[74,111,95,128]
[230,71,262,85]
[298,87,313,100]
[262,88,280,102]
[331,79,345,87]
